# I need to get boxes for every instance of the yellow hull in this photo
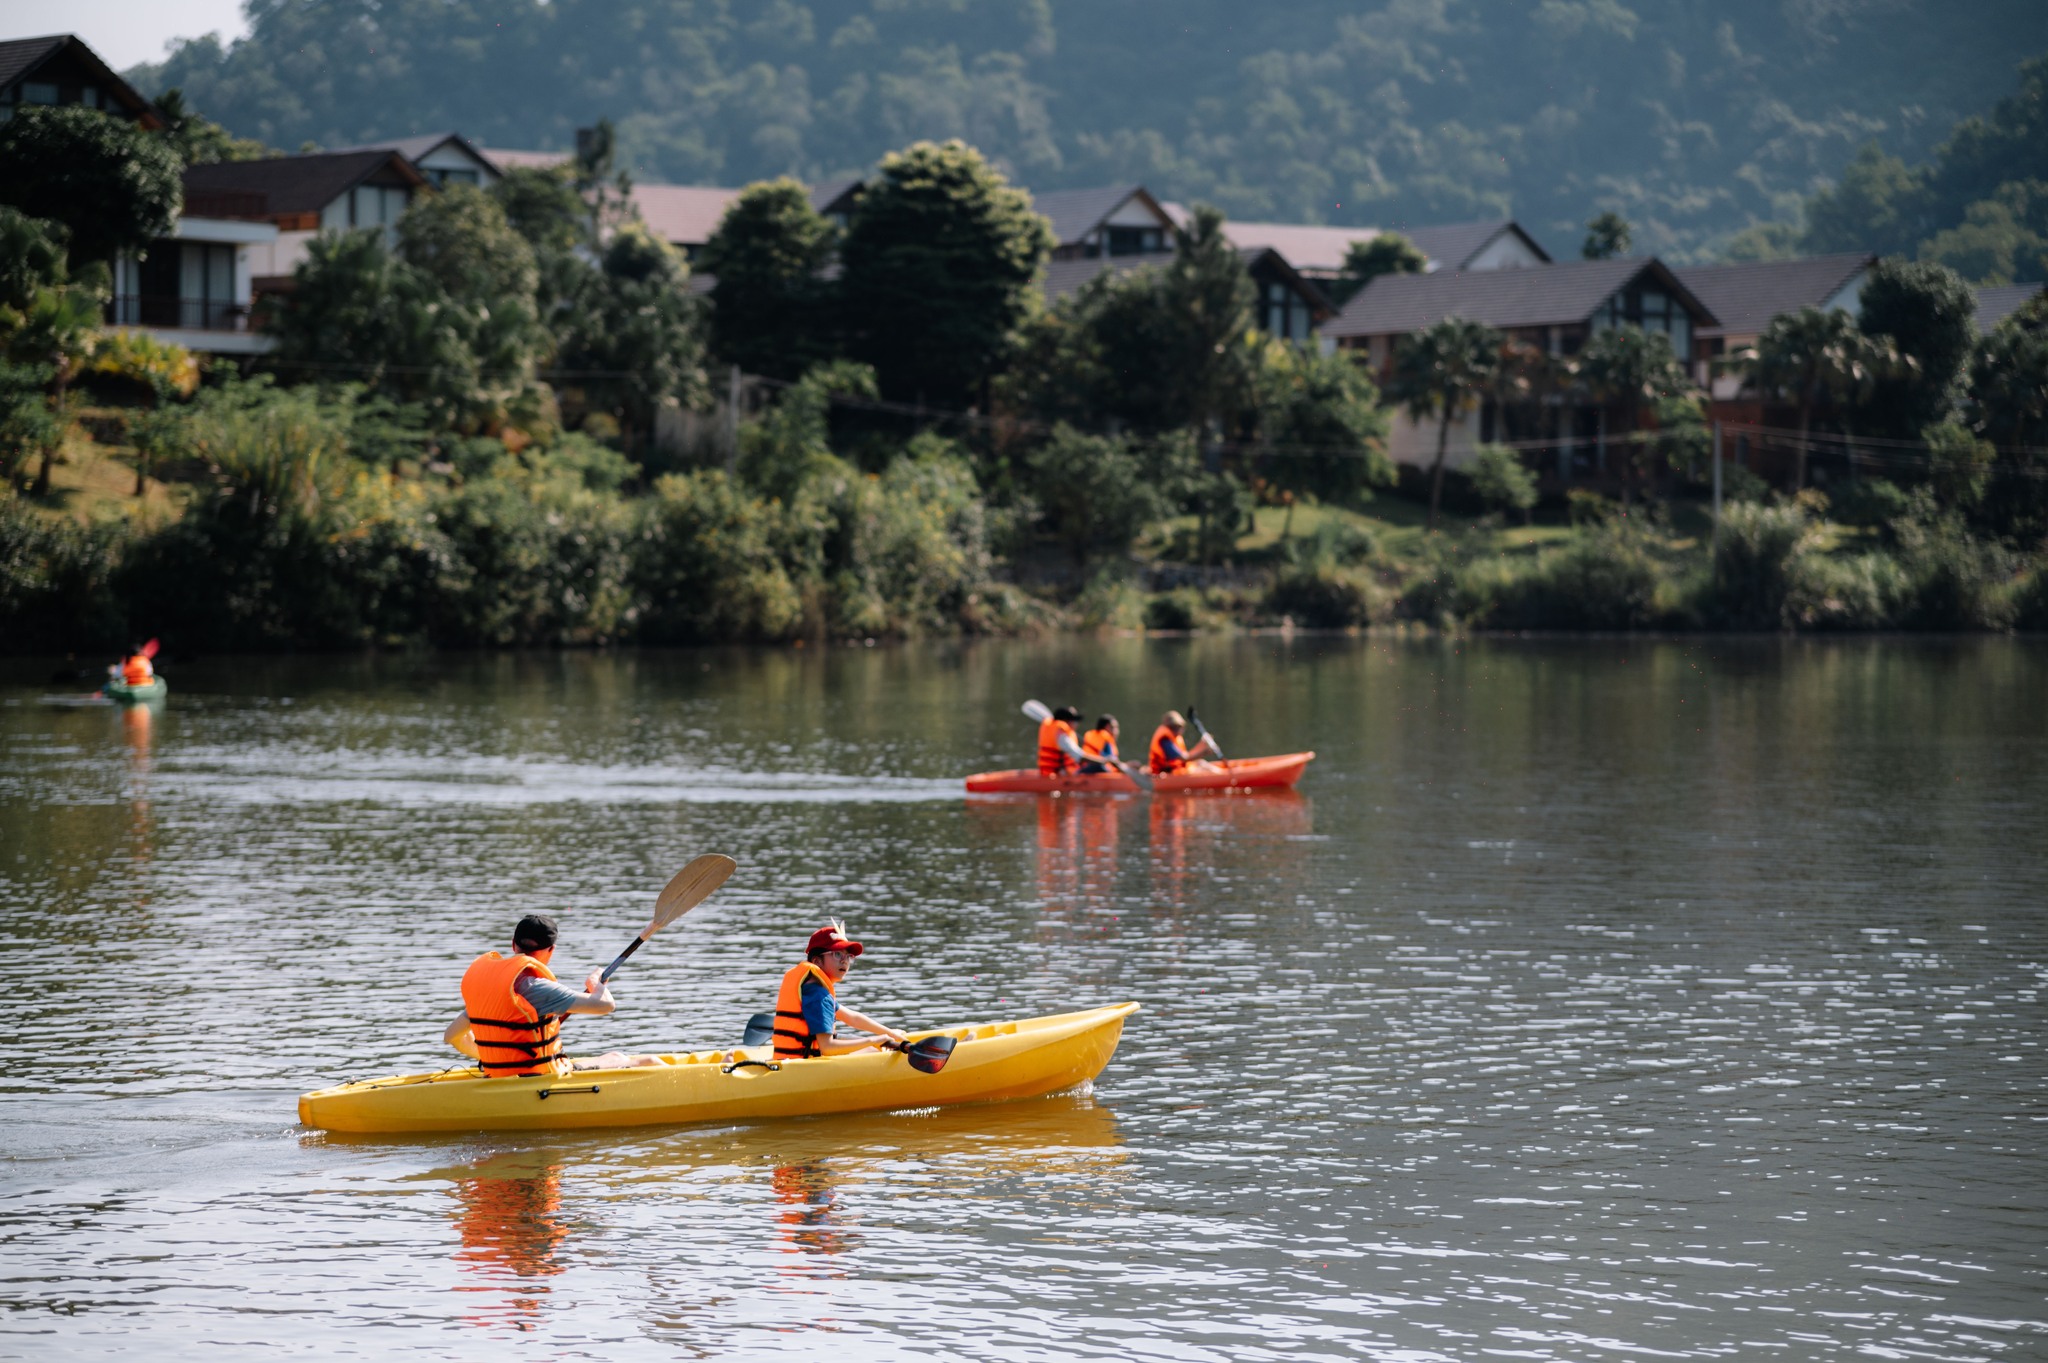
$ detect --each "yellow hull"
[298,1002,1140,1134]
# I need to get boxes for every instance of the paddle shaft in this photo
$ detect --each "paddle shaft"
[1188,705,1224,760]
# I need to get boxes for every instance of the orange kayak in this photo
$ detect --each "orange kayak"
[965,752,1314,795]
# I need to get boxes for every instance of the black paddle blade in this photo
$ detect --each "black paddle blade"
[742,1011,775,1046]
[904,1035,956,1074]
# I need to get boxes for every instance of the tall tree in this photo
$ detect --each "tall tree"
[697,178,839,380]
[1332,232,1426,305]
[0,106,182,267]
[1856,257,1980,437]
[151,88,271,166]
[1389,317,1501,529]
[555,224,707,456]
[1571,325,1691,497]
[1582,211,1632,260]
[1250,337,1392,513]
[1750,306,1903,489]
[839,140,1053,409]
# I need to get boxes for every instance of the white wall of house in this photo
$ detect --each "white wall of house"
[415,143,498,188]
[1387,406,1486,472]
[111,216,279,355]
[246,229,315,280]
[1464,232,1546,271]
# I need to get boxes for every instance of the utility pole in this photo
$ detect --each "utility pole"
[1710,419,1723,570]
[725,364,740,476]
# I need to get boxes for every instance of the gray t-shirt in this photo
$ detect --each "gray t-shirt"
[514,972,583,1017]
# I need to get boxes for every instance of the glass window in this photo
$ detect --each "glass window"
[81,86,100,108]
[22,82,58,104]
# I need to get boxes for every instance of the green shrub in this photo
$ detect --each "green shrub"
[1797,552,1911,630]
[1460,527,1665,630]
[1704,501,1818,629]
[1073,566,1144,629]
[1832,477,1911,529]
[1143,589,1201,630]
[1893,506,2016,629]
[1267,561,1393,627]
[634,469,802,642]
[0,491,128,649]
[2011,562,2048,630]
[1469,444,1538,519]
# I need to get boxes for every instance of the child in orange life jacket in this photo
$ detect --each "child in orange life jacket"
[771,923,909,1060]
[120,646,154,688]
[444,914,666,1073]
[1078,715,1122,774]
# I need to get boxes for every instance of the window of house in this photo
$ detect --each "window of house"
[1106,225,1164,256]
[81,85,100,108]
[21,82,58,104]
[434,168,481,188]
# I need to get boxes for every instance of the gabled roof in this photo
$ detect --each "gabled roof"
[809,177,862,217]
[330,131,501,174]
[1040,246,1333,315]
[181,150,426,218]
[0,34,159,126]
[1974,281,2045,334]
[479,147,573,171]
[1673,253,1873,338]
[1030,185,1172,247]
[633,184,745,248]
[1323,256,1717,338]
[1177,214,1550,275]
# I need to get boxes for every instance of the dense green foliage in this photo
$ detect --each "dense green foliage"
[0,105,183,267]
[131,1,2048,260]
[697,179,839,381]
[1798,56,2048,281]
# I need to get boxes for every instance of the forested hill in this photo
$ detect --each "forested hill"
[132,0,2047,260]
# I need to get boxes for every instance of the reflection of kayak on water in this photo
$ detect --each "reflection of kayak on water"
[965,752,1315,795]
[300,1002,1138,1134]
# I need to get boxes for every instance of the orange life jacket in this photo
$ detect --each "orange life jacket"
[460,951,565,1076]
[1080,727,1117,771]
[122,655,153,686]
[773,960,834,1059]
[1037,717,1077,776]
[1149,725,1187,775]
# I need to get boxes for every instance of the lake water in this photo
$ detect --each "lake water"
[3,637,2044,1360]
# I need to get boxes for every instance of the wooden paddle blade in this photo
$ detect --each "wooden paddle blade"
[742,1011,775,1046]
[647,853,737,934]
[906,1035,956,1074]
[1021,699,1052,723]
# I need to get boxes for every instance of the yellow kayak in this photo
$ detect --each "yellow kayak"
[299,1002,1140,1134]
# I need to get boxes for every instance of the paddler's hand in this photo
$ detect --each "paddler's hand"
[880,1027,909,1045]
[584,970,615,1002]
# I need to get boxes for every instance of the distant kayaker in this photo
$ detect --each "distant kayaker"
[771,922,908,1059]
[118,645,153,688]
[1148,710,1218,775]
[1037,704,1086,776]
[1078,715,1122,775]
[444,914,665,1073]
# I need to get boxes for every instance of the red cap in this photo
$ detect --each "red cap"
[806,925,863,957]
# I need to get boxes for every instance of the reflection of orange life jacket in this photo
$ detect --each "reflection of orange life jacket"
[1080,728,1117,771]
[122,655,153,686]
[1149,725,1187,775]
[461,952,565,1076]
[773,960,834,1058]
[1038,717,1077,776]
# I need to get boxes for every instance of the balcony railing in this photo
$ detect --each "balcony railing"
[107,295,251,332]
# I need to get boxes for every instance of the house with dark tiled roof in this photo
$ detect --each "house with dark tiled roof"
[1323,256,1718,481]
[1043,247,1335,342]
[0,34,158,126]
[1672,253,1874,386]
[1035,186,1177,261]
[178,150,429,293]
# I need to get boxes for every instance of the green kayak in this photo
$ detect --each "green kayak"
[102,677,167,704]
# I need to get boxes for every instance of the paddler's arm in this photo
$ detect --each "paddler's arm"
[443,1012,481,1059]
[833,1005,908,1047]
[1059,732,1087,763]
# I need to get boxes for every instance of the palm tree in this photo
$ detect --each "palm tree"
[1572,325,1690,501]
[1749,307,1908,490]
[2,281,101,498]
[1391,317,1502,528]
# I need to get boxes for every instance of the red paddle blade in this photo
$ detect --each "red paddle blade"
[141,639,160,659]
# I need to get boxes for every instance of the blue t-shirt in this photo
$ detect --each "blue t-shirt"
[800,974,837,1040]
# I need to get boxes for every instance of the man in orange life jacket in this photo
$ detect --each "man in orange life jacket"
[772,923,908,1060]
[1078,714,1122,774]
[1037,705,1086,776]
[445,914,665,1074]
[1148,710,1219,775]
[119,645,153,688]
